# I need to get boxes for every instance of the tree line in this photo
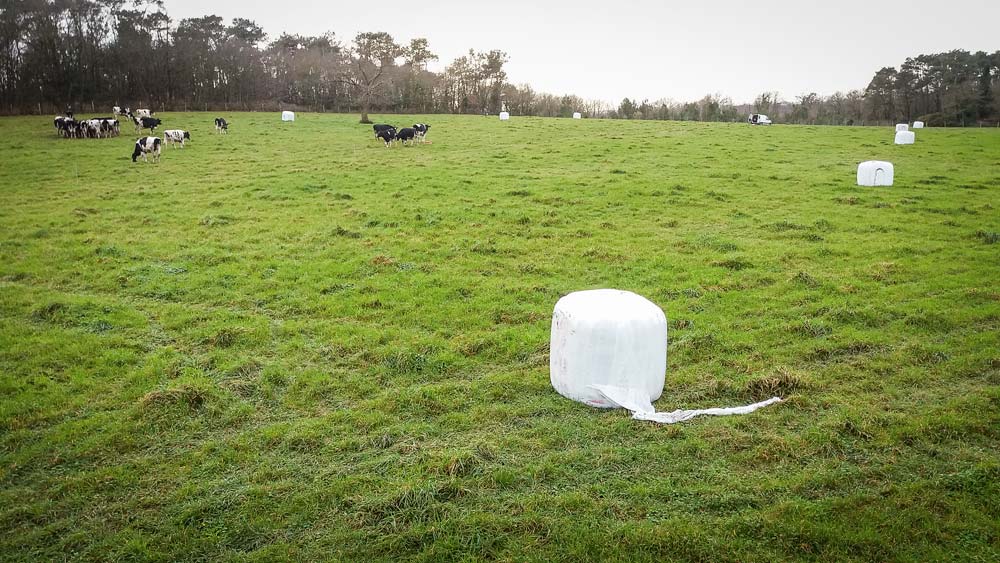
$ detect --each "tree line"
[1,1,997,125]
[606,51,999,126]
[0,0,513,121]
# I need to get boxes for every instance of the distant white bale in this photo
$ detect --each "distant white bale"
[894,130,915,145]
[913,121,925,129]
[573,112,582,119]
[896,123,909,132]
[857,161,894,186]
[281,111,295,122]
[499,111,510,121]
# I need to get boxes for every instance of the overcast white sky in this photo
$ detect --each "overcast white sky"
[167,0,998,104]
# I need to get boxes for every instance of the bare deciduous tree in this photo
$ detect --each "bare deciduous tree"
[341,32,402,123]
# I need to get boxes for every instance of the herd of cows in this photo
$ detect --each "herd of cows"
[49,108,431,163]
[374,123,431,147]
[53,107,162,139]
[50,106,227,163]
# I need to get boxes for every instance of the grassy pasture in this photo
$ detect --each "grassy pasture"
[1,113,998,561]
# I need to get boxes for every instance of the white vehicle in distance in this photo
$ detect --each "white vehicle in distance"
[748,113,772,125]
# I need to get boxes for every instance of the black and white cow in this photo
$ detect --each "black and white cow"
[60,118,81,138]
[55,116,82,138]
[395,127,417,146]
[214,117,228,133]
[88,118,118,138]
[134,109,152,118]
[163,129,190,148]
[132,137,161,163]
[373,123,396,139]
[78,119,100,138]
[113,106,122,117]
[413,123,430,142]
[375,127,396,147]
[134,116,161,134]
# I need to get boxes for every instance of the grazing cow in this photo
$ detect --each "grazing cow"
[375,128,396,147]
[163,129,191,148]
[135,116,161,134]
[214,117,228,133]
[54,116,67,136]
[413,123,430,142]
[395,127,417,146]
[132,137,161,163]
[373,123,396,139]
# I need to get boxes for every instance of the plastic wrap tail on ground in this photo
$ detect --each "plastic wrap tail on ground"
[590,384,783,424]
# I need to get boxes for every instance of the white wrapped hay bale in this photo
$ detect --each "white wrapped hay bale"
[281,111,295,122]
[913,121,925,129]
[896,123,909,132]
[857,161,894,186]
[499,111,510,121]
[895,130,915,145]
[549,289,783,423]
[550,289,667,408]
[573,112,582,119]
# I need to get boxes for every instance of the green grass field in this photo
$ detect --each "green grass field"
[1,113,998,561]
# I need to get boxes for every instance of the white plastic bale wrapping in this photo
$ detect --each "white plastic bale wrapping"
[913,121,925,128]
[499,111,510,121]
[281,111,295,121]
[857,161,894,186]
[895,130,915,145]
[573,112,582,119]
[550,289,667,408]
[896,123,909,132]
